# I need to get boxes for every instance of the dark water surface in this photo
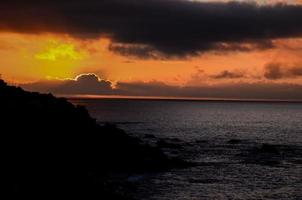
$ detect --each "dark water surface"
[70,99,302,200]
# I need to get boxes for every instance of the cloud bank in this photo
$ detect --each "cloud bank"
[264,63,302,79]
[21,73,302,100]
[1,1,302,57]
[22,74,113,95]
[211,70,245,79]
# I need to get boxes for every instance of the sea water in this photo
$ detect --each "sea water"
[70,99,302,200]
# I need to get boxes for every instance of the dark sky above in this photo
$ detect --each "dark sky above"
[1,0,302,57]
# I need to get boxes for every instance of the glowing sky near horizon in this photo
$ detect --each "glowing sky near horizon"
[1,0,302,99]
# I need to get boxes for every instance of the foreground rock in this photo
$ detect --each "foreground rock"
[0,80,188,199]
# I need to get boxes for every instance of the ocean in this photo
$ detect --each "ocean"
[70,99,302,200]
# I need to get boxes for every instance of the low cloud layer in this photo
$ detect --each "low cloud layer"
[211,70,245,79]
[21,73,302,100]
[1,1,302,57]
[264,63,302,79]
[22,74,113,95]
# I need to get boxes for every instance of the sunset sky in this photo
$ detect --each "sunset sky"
[1,0,302,100]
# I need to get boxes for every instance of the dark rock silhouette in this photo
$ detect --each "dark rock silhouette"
[0,80,188,199]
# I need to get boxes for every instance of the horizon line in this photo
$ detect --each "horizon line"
[61,94,302,103]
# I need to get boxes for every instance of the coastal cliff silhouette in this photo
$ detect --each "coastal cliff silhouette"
[0,80,186,199]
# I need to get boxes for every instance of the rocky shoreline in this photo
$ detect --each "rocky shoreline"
[0,80,189,199]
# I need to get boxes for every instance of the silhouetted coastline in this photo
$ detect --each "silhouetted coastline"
[0,80,189,199]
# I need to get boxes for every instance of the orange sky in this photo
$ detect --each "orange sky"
[1,32,302,86]
[1,0,302,100]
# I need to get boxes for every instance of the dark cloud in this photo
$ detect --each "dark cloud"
[264,63,302,80]
[212,70,245,79]
[108,43,161,59]
[22,74,113,95]
[1,1,302,57]
[290,66,302,76]
[264,63,284,80]
[21,74,302,100]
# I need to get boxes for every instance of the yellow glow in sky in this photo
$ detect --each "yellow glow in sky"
[0,33,302,86]
[35,40,87,61]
